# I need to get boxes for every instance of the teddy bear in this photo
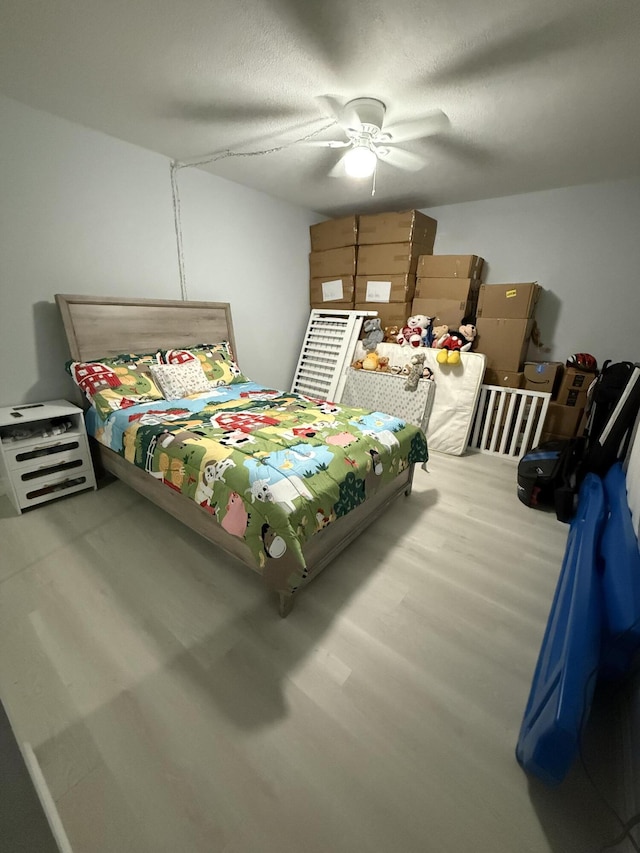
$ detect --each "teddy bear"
[362,317,384,351]
[351,358,364,370]
[404,352,427,391]
[431,324,449,348]
[375,356,389,372]
[397,314,430,348]
[436,317,477,365]
[383,325,399,343]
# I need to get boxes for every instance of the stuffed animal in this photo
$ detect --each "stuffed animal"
[362,351,379,371]
[383,325,399,343]
[351,359,364,370]
[421,316,436,347]
[436,317,477,365]
[431,324,449,348]
[397,314,429,348]
[404,352,426,391]
[376,356,390,372]
[362,317,384,351]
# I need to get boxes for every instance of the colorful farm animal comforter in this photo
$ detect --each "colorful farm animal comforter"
[87,382,428,592]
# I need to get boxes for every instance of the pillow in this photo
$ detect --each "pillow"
[66,351,164,418]
[149,361,212,401]
[163,342,249,386]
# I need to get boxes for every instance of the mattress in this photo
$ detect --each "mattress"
[86,381,428,590]
[353,342,486,456]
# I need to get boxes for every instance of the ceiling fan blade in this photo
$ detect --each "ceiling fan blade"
[328,154,349,178]
[376,147,427,172]
[302,139,351,148]
[383,111,449,143]
[316,95,361,133]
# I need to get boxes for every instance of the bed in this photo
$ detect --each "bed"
[55,294,428,616]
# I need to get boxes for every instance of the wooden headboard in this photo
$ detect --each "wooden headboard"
[55,294,237,362]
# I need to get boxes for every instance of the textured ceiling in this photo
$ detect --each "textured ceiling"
[1,0,639,215]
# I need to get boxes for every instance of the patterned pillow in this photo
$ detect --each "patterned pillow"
[149,361,212,400]
[66,351,164,418]
[163,342,249,386]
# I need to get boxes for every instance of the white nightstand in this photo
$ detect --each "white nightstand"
[0,399,97,514]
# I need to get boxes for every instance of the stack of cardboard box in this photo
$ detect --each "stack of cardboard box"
[539,365,593,441]
[308,216,358,309]
[411,255,485,329]
[475,283,541,384]
[353,210,438,330]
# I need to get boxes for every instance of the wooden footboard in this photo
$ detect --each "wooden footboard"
[94,441,414,616]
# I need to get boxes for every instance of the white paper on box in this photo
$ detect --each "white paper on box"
[321,279,344,301]
[366,280,392,302]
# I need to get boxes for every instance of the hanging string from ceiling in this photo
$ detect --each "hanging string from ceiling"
[169,120,337,300]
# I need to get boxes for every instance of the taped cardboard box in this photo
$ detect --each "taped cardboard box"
[523,361,564,396]
[355,274,416,304]
[358,210,437,251]
[417,254,484,280]
[415,277,480,301]
[475,317,535,372]
[357,242,431,276]
[310,216,358,252]
[355,301,412,334]
[484,368,524,388]
[411,296,477,330]
[309,276,355,305]
[477,283,540,319]
[309,246,357,278]
[543,402,584,438]
[558,366,594,395]
[556,386,589,408]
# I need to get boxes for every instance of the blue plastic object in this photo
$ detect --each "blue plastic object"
[516,474,605,786]
[599,463,640,679]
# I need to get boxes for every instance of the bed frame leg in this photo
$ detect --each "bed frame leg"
[278,591,294,618]
[404,463,415,497]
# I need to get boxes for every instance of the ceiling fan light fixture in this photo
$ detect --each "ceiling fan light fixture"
[343,145,377,178]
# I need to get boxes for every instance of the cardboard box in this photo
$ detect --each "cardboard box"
[475,318,535,372]
[415,277,480,301]
[417,254,484,280]
[556,386,589,408]
[411,297,477,330]
[358,210,437,251]
[523,361,564,397]
[355,274,416,304]
[355,301,412,333]
[558,366,593,395]
[310,216,358,252]
[309,246,357,278]
[357,242,431,276]
[483,368,524,388]
[309,276,355,305]
[477,283,540,319]
[544,402,584,438]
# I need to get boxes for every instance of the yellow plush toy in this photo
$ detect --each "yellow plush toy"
[362,351,379,371]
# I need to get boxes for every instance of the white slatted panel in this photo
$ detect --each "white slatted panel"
[291,309,374,402]
[469,385,551,459]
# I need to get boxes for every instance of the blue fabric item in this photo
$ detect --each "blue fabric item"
[515,474,605,786]
[599,463,640,679]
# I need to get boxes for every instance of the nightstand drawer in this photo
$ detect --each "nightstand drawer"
[14,454,88,485]
[4,437,87,471]
[15,466,94,509]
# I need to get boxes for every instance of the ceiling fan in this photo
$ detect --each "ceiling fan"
[307,96,450,179]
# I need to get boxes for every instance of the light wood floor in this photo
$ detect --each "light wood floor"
[0,451,625,852]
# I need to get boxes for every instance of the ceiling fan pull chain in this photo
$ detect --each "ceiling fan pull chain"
[371,166,377,197]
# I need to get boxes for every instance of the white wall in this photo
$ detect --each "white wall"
[423,178,640,368]
[0,94,319,407]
